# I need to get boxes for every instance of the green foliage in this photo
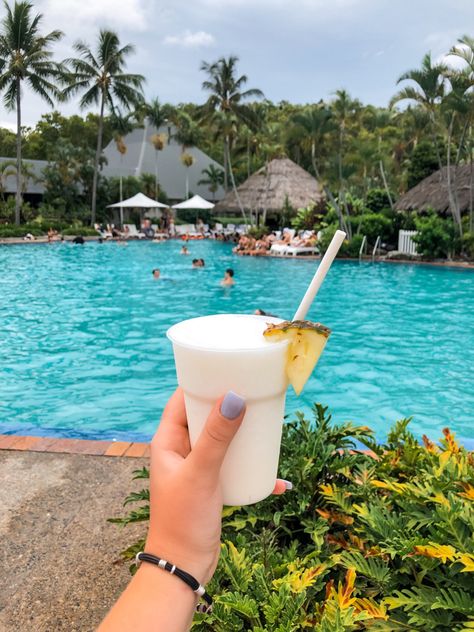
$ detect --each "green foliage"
[366,189,393,214]
[247,225,269,239]
[175,209,213,225]
[112,403,474,630]
[291,203,322,231]
[461,232,474,258]
[414,213,456,258]
[353,212,393,244]
[407,140,441,189]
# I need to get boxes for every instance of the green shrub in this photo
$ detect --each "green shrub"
[366,188,394,214]
[353,213,393,245]
[247,225,269,240]
[414,214,455,259]
[112,406,474,630]
[0,224,44,238]
[461,232,474,260]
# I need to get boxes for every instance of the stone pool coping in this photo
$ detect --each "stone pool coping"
[0,434,150,457]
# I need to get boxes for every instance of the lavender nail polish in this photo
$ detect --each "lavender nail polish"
[282,480,293,491]
[220,391,245,420]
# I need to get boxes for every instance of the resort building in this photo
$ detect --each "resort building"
[0,124,224,206]
[101,124,225,204]
[214,157,324,223]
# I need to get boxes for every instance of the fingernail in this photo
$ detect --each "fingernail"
[282,480,293,491]
[220,391,246,420]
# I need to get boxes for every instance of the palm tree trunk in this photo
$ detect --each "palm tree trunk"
[225,139,248,225]
[91,90,105,225]
[154,150,158,199]
[15,78,22,226]
[185,170,189,199]
[379,160,394,210]
[223,138,229,192]
[446,116,462,236]
[311,142,349,236]
[470,134,473,233]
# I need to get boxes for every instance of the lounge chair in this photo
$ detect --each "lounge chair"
[284,245,320,257]
[270,243,289,255]
[124,224,145,239]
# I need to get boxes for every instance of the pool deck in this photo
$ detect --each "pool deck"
[0,436,150,631]
[0,433,150,457]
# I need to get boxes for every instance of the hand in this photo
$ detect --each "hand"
[145,388,290,585]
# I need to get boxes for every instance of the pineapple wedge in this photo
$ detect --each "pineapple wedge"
[263,320,331,395]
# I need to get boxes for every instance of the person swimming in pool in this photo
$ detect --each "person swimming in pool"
[221,268,235,286]
[152,269,161,279]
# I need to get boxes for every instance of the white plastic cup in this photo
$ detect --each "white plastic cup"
[167,314,288,506]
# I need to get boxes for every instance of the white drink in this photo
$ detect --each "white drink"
[167,314,288,505]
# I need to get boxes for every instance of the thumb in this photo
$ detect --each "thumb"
[188,391,246,479]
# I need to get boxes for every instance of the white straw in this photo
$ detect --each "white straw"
[293,229,346,321]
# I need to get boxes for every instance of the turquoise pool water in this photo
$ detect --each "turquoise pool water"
[1,240,473,442]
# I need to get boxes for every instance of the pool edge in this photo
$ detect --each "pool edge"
[0,434,150,458]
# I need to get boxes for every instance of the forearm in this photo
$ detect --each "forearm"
[98,562,197,632]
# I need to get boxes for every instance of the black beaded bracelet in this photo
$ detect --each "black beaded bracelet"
[135,552,213,614]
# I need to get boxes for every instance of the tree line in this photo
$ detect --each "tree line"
[1,0,474,238]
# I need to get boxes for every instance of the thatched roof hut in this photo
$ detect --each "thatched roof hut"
[214,157,324,214]
[396,165,473,213]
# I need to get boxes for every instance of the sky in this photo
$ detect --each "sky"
[0,0,473,130]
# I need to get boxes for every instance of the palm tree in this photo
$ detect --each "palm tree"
[390,53,447,171]
[144,98,173,199]
[0,0,63,225]
[451,36,474,232]
[63,30,145,224]
[198,164,224,201]
[291,106,350,235]
[109,109,136,201]
[174,111,202,199]
[200,55,263,223]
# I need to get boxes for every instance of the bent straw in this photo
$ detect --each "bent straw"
[293,229,346,321]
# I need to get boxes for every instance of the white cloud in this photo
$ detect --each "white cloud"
[163,30,215,48]
[36,0,149,32]
[0,120,16,132]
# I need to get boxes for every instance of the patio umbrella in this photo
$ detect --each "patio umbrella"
[107,192,169,225]
[171,194,215,210]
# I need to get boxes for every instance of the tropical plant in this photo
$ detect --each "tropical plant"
[291,107,350,236]
[109,108,136,201]
[0,0,63,224]
[414,213,456,259]
[200,55,264,222]
[112,404,474,630]
[63,29,145,224]
[198,164,224,201]
[144,98,174,199]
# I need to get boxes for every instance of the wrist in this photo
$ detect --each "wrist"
[144,534,216,585]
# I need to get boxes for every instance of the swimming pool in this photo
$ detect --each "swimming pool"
[0,240,473,442]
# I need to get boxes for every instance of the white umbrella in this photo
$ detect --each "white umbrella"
[172,194,215,210]
[107,192,169,225]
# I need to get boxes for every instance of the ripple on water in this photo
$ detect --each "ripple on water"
[0,241,473,441]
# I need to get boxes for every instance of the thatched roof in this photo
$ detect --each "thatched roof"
[214,157,324,213]
[396,165,473,213]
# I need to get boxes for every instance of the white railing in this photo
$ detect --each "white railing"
[372,235,381,261]
[359,235,367,260]
[398,230,418,255]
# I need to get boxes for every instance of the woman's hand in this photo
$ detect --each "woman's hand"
[99,388,291,632]
[145,388,290,584]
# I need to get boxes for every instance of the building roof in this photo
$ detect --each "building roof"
[101,124,225,202]
[213,157,324,213]
[0,124,224,202]
[396,165,473,213]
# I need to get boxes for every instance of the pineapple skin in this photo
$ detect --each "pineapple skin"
[263,320,331,395]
